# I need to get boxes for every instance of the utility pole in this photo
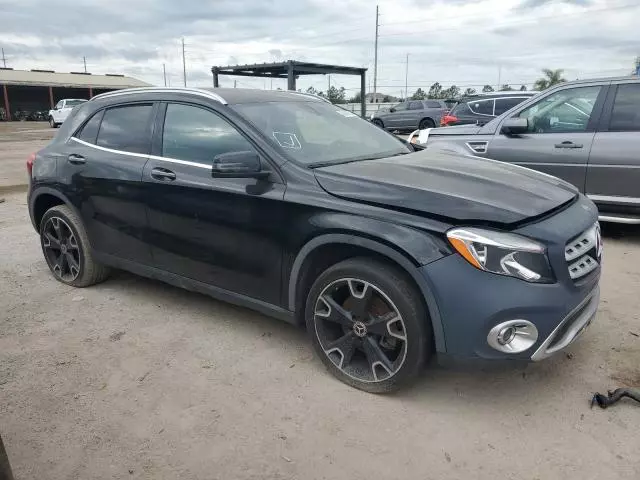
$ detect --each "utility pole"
[181,37,187,87]
[234,80,237,88]
[163,63,167,87]
[83,56,87,73]
[373,4,379,101]
[404,53,409,100]
[328,74,331,92]
[1,48,5,68]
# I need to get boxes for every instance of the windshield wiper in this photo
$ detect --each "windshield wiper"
[308,151,409,169]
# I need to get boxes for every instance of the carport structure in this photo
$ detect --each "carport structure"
[0,68,149,121]
[211,60,367,118]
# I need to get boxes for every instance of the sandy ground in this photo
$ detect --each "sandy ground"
[0,124,639,479]
[0,122,54,191]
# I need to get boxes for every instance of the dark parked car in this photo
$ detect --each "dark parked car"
[371,99,447,131]
[412,76,640,224]
[28,87,601,392]
[441,92,536,126]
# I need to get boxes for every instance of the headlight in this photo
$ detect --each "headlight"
[447,227,554,283]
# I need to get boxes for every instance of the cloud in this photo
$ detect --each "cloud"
[0,0,636,93]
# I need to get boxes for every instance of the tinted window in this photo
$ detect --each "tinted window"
[426,100,442,108]
[162,103,255,163]
[468,99,494,116]
[609,84,640,132]
[96,104,153,154]
[65,99,87,107]
[518,86,601,133]
[76,110,104,144]
[494,97,528,116]
[450,102,472,116]
[55,101,64,109]
[408,101,423,110]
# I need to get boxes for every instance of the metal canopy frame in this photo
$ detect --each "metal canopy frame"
[211,60,367,117]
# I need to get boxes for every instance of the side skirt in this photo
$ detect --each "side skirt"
[95,252,296,324]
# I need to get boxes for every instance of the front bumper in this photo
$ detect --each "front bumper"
[420,194,601,362]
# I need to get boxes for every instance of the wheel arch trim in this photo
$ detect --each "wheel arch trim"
[29,187,81,232]
[287,233,446,352]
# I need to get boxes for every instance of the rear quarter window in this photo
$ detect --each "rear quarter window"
[468,99,494,116]
[609,84,640,132]
[76,110,104,144]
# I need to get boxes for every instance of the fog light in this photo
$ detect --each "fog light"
[487,320,538,353]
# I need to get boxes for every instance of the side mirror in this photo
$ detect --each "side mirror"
[501,117,528,135]
[211,151,269,179]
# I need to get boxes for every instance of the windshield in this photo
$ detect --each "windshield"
[65,99,87,107]
[232,101,411,166]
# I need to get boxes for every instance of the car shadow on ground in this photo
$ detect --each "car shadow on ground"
[104,269,589,406]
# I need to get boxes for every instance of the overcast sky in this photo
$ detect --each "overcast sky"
[1,0,638,97]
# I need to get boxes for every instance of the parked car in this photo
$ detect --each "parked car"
[48,98,87,128]
[441,91,536,126]
[28,87,601,392]
[410,76,640,224]
[371,99,447,131]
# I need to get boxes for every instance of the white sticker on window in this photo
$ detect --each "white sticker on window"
[273,132,302,149]
[335,109,358,118]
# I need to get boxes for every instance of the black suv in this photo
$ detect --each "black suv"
[442,92,535,126]
[28,87,601,392]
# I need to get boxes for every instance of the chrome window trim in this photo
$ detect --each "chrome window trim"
[69,137,210,169]
[465,141,489,154]
[91,87,228,105]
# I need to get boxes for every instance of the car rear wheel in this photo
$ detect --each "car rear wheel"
[305,258,431,393]
[40,205,110,287]
[419,118,435,129]
[372,118,384,129]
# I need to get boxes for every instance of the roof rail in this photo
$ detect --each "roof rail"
[90,87,227,105]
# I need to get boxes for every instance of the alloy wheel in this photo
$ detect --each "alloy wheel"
[42,216,81,281]
[314,278,407,383]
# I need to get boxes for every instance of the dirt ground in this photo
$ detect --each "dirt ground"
[1,123,639,479]
[0,122,54,191]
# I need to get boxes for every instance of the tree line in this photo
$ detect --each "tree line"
[304,69,568,104]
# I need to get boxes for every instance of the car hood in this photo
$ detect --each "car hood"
[313,150,577,225]
[430,125,482,135]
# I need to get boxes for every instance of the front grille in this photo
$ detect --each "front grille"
[565,223,601,281]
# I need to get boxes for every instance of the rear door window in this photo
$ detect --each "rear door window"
[408,101,423,110]
[468,99,494,116]
[96,104,153,154]
[609,84,640,132]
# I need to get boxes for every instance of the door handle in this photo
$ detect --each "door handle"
[554,141,583,149]
[68,154,86,165]
[151,167,176,181]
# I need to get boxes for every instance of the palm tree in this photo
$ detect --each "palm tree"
[534,69,566,91]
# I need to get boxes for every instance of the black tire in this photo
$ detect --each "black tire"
[305,258,432,393]
[372,118,384,129]
[40,204,110,287]
[419,118,435,129]
[48,116,56,128]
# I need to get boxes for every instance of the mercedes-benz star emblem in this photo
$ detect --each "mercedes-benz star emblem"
[353,321,367,337]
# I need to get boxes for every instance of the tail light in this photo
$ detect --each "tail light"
[27,152,35,177]
[440,114,458,126]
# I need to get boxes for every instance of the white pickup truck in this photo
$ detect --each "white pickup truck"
[48,99,87,128]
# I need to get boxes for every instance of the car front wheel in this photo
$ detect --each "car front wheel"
[372,118,384,129]
[48,116,56,128]
[305,258,431,393]
[40,205,110,287]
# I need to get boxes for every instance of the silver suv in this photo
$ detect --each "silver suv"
[371,99,447,131]
[412,76,640,224]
